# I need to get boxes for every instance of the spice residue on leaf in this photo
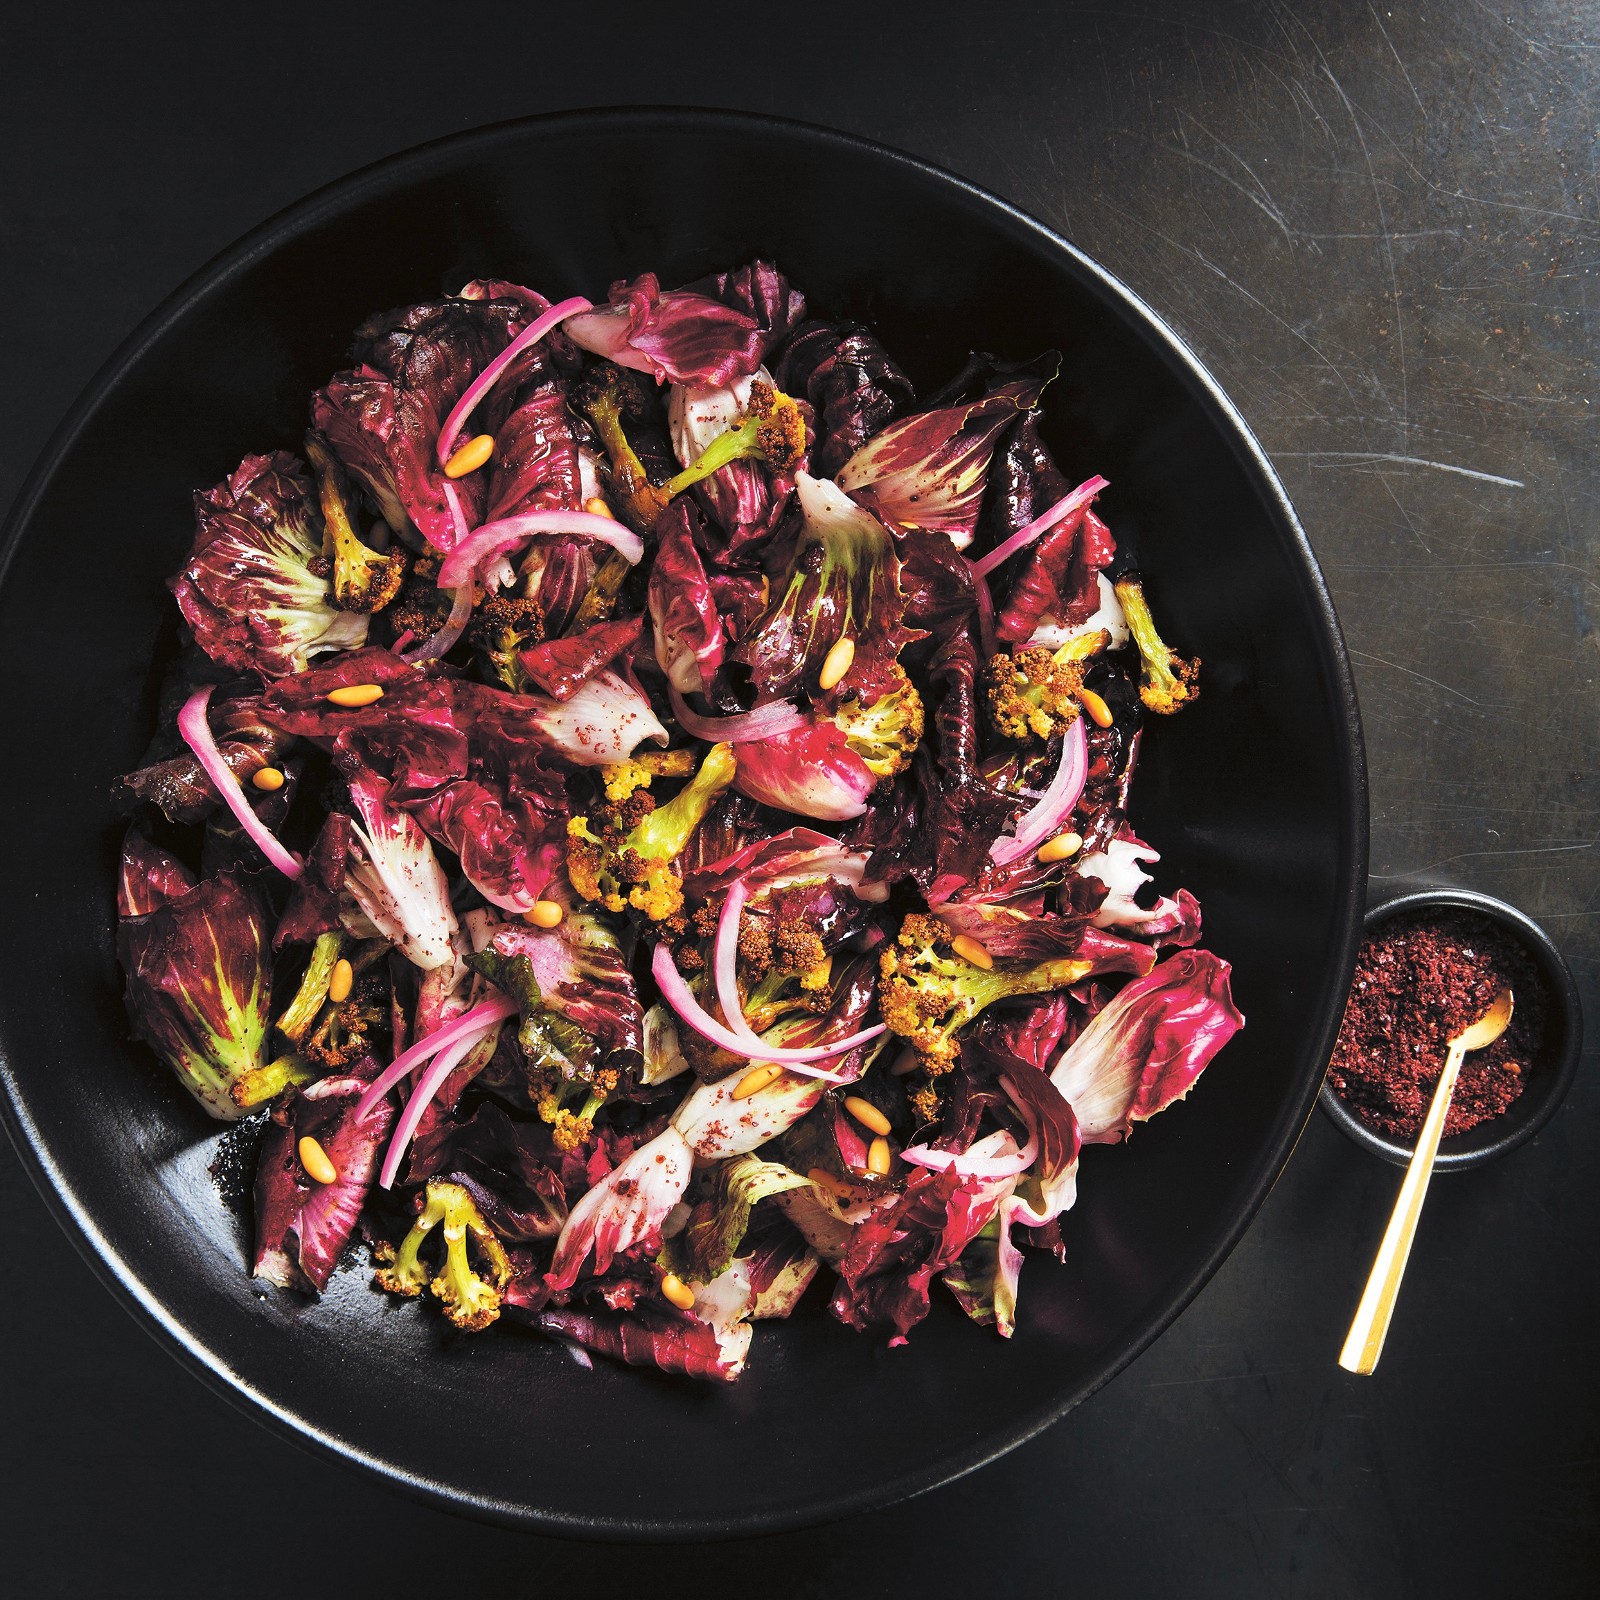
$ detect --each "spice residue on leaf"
[1328,909,1547,1140]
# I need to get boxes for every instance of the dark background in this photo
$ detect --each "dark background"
[2,3,1595,1595]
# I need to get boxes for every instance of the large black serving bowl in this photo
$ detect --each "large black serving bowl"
[0,110,1366,1537]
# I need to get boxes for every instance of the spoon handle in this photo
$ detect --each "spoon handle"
[1338,1038,1468,1375]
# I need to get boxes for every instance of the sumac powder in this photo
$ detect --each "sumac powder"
[1328,909,1547,1139]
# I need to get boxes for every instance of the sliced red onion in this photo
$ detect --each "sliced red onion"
[436,294,592,465]
[378,1022,494,1190]
[667,684,809,745]
[354,994,518,1122]
[970,474,1109,578]
[900,1129,1038,1180]
[177,685,303,880]
[713,878,765,1047]
[989,715,1089,866]
[435,509,644,590]
[650,944,881,1073]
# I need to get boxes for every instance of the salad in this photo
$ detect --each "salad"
[114,260,1243,1382]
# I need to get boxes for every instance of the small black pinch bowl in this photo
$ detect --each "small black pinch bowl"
[1320,888,1582,1171]
[0,109,1367,1538]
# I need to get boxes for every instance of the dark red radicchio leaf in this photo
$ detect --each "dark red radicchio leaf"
[118,829,196,918]
[117,680,298,825]
[773,322,916,477]
[992,1052,1081,1186]
[983,414,1118,645]
[518,613,643,701]
[647,500,725,695]
[117,870,275,1121]
[169,452,368,678]
[535,1305,744,1383]
[483,382,582,523]
[253,1068,394,1292]
[684,259,807,356]
[732,473,922,706]
[408,779,566,916]
[407,1102,569,1242]
[564,271,769,388]
[850,628,1015,899]
[311,291,551,550]
[273,812,354,948]
[829,1164,1014,1344]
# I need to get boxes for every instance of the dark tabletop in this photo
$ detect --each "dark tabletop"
[3,3,1595,1595]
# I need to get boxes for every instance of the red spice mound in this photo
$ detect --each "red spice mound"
[1327,909,1547,1140]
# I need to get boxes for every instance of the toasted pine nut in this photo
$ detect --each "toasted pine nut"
[732,1062,784,1100]
[951,933,994,971]
[583,496,615,519]
[298,1135,338,1185]
[818,635,856,691]
[807,1167,848,1198]
[524,900,564,929]
[443,433,495,478]
[251,766,285,792]
[661,1272,696,1310]
[843,1096,891,1136]
[1037,831,1083,864]
[866,1136,892,1176]
[326,683,384,708]
[1076,686,1114,728]
[327,958,354,1004]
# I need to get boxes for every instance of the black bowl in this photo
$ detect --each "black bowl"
[1319,889,1581,1170]
[0,109,1367,1537]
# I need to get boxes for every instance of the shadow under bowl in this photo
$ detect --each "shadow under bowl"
[1319,888,1582,1171]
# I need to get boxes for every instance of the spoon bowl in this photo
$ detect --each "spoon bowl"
[1454,987,1515,1052]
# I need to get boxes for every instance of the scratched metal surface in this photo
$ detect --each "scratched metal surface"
[0,3,1594,1595]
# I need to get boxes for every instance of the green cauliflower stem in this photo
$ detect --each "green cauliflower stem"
[1113,575,1199,715]
[373,1180,511,1332]
[566,742,736,920]
[305,434,407,613]
[878,912,1091,1081]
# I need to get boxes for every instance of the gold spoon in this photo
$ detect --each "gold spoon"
[1338,986,1515,1375]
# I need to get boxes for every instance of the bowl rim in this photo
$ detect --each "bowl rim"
[1318,887,1583,1170]
[0,105,1370,1538]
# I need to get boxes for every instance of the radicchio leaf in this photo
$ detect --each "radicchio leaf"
[475,913,645,1070]
[1049,949,1243,1142]
[545,1125,695,1289]
[535,1304,743,1383]
[311,291,551,550]
[565,271,768,387]
[117,870,275,1121]
[648,500,726,695]
[253,1070,394,1292]
[985,414,1119,645]
[837,362,1055,549]
[118,829,196,918]
[170,453,367,678]
[774,323,916,477]
[829,1164,1015,1344]
[732,718,876,821]
[732,473,921,705]
[670,1154,809,1284]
